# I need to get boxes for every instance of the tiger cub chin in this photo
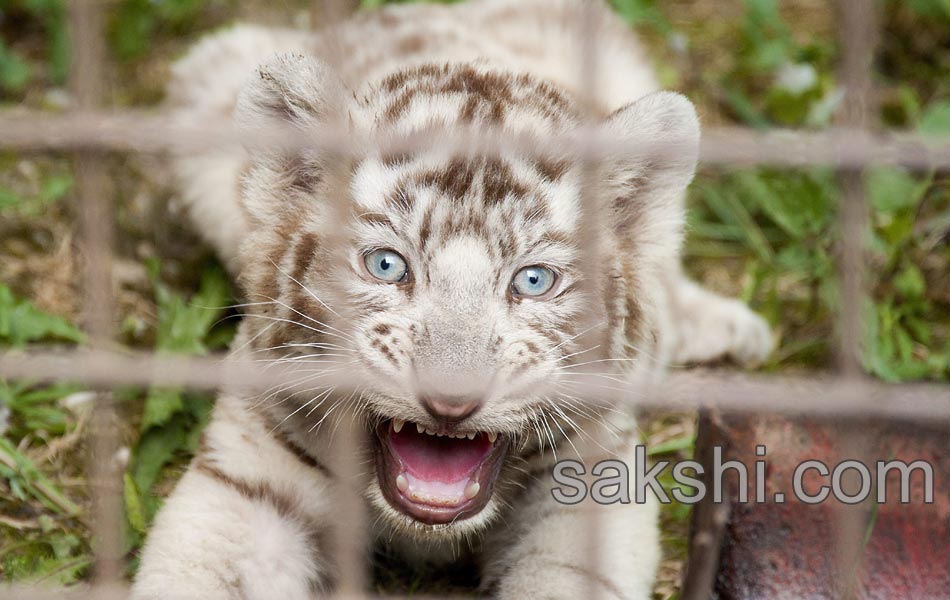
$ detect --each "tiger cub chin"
[133,1,773,598]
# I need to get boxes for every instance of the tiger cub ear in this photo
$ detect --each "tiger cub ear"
[599,91,699,255]
[236,52,348,131]
[236,53,351,227]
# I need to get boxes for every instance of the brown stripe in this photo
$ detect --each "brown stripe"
[530,501,588,522]
[499,556,629,600]
[541,559,629,600]
[381,149,413,167]
[270,427,334,479]
[292,232,319,282]
[416,156,477,199]
[384,87,418,122]
[357,212,395,230]
[195,456,333,592]
[482,157,529,206]
[195,459,297,520]
[526,462,553,479]
[520,441,558,473]
[287,156,321,192]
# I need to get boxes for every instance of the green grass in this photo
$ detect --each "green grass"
[121,261,234,565]
[0,269,233,582]
[0,282,89,582]
[0,0,948,595]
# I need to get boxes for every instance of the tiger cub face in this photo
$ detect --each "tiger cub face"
[234,55,698,537]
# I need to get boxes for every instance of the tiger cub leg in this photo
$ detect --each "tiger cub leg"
[661,268,774,368]
[132,397,336,600]
[482,419,660,600]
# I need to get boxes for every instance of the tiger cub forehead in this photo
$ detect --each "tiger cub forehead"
[237,52,700,332]
[350,151,582,268]
[361,63,583,134]
[348,63,587,271]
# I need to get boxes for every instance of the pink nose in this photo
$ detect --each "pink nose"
[421,395,482,421]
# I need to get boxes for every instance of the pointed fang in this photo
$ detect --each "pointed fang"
[464,481,480,500]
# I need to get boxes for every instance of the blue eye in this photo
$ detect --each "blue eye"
[364,249,408,283]
[511,265,557,298]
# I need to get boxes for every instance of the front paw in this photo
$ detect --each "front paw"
[670,296,775,368]
[724,302,774,367]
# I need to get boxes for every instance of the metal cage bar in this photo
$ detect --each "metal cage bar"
[0,0,947,598]
[831,0,879,597]
[68,0,123,591]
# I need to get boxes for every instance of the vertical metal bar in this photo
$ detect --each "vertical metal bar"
[313,2,368,597]
[679,410,730,600]
[313,0,358,66]
[69,0,123,590]
[836,0,876,376]
[329,421,368,598]
[834,1,878,598]
[575,2,604,599]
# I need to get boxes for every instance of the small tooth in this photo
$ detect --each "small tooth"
[464,481,480,500]
[467,432,476,440]
[436,432,443,437]
[426,428,437,436]
[396,474,408,492]
[393,419,404,433]
[488,432,498,443]
[416,423,424,433]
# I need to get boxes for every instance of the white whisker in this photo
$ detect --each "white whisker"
[263,353,354,363]
[258,293,355,342]
[239,313,352,344]
[267,258,342,318]
[271,385,337,433]
[224,321,278,358]
[556,356,637,370]
[250,341,349,355]
[555,344,602,363]
[303,387,337,418]
[544,400,581,459]
[545,320,605,355]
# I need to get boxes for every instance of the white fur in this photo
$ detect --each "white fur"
[137,2,774,599]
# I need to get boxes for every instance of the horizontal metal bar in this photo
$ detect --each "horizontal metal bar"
[0,585,128,600]
[699,126,950,169]
[2,111,950,169]
[1,349,947,422]
[0,587,460,600]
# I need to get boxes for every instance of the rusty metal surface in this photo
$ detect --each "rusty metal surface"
[700,414,950,599]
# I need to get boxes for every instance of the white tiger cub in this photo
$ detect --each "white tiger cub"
[133,0,773,598]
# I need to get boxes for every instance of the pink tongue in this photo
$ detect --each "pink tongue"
[389,426,492,483]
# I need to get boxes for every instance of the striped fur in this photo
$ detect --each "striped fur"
[134,1,773,599]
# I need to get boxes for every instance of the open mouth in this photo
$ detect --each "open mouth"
[373,419,509,525]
